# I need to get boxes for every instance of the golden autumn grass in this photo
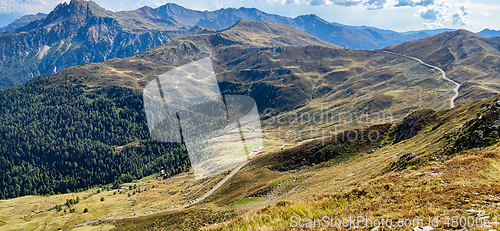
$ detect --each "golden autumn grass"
[200,96,500,231]
[0,139,286,231]
[0,171,225,231]
[204,146,500,231]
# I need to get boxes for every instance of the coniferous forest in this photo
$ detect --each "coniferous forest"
[0,77,191,199]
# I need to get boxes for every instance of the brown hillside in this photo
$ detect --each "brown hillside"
[386,29,500,105]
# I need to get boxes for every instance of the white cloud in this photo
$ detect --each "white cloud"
[395,0,435,7]
[395,0,416,7]
[422,20,443,29]
[417,1,446,21]
[299,0,437,8]
[153,0,168,7]
[364,0,387,10]
[415,0,434,6]
[208,0,225,9]
[299,0,365,7]
[306,0,331,6]
[411,1,477,29]
[419,8,440,20]
[480,10,490,17]
[331,0,364,6]
[452,5,471,26]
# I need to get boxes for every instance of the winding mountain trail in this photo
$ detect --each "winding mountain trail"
[383,51,460,108]
[71,162,248,228]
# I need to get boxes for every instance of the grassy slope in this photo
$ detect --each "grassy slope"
[97,95,500,231]
[0,138,287,231]
[201,95,500,230]
[207,147,500,230]
[21,21,462,148]
[0,171,227,230]
[385,30,500,106]
[3,94,499,231]
[55,39,453,134]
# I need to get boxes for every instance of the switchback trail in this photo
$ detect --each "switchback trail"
[383,51,460,108]
[71,161,248,228]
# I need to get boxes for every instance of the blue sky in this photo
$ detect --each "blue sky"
[3,0,499,32]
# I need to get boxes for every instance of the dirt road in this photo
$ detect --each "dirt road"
[72,161,248,228]
[383,51,460,108]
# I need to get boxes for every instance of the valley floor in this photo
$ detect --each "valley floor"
[0,169,224,230]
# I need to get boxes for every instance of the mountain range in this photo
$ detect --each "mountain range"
[2,16,498,200]
[0,0,469,90]
[1,21,500,226]
[478,28,500,38]
[0,19,434,199]
[2,1,500,229]
[0,12,22,27]
[0,12,47,33]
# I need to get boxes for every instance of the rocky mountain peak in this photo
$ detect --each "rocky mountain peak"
[454,29,481,37]
[14,0,113,33]
[295,14,329,24]
[45,0,109,21]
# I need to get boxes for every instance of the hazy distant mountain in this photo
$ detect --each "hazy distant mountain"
[400,28,456,36]
[292,14,431,49]
[191,10,451,50]
[0,12,22,27]
[135,2,463,51]
[478,29,500,38]
[330,22,395,34]
[0,13,47,33]
[196,7,296,30]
